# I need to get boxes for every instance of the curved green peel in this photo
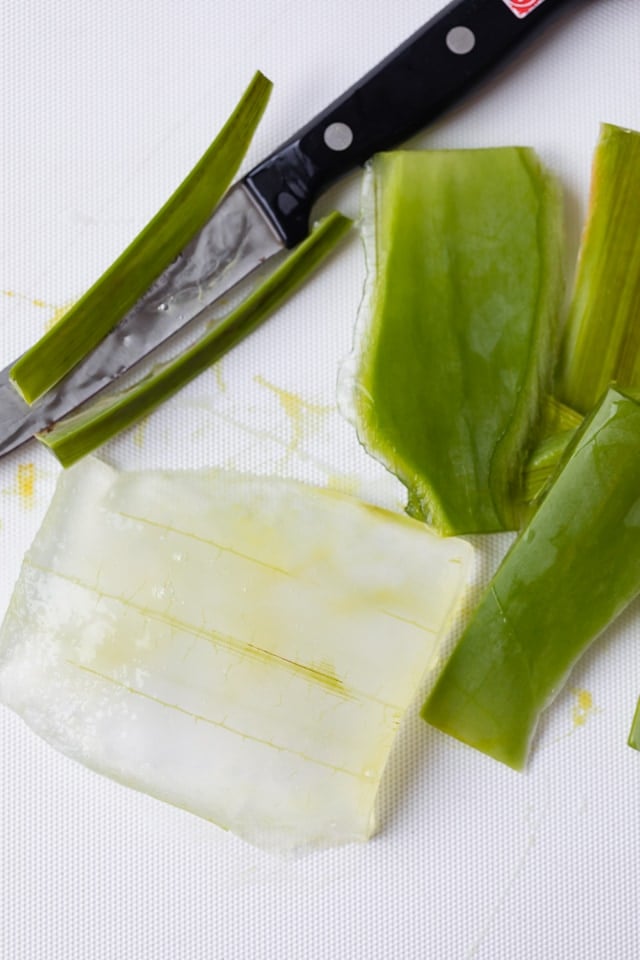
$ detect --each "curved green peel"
[39,213,352,466]
[10,71,273,404]
[423,386,640,770]
[524,123,640,505]
[557,124,640,414]
[341,148,565,535]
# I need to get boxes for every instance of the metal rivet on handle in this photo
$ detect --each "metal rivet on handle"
[446,25,476,55]
[324,122,354,152]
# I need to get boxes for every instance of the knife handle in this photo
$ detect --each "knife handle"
[244,0,575,247]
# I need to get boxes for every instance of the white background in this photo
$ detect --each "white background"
[1,1,640,957]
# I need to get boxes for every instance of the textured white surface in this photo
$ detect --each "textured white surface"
[1,0,639,957]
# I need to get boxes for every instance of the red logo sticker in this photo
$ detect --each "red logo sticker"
[500,0,546,17]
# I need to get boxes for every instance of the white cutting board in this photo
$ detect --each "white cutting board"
[1,1,639,958]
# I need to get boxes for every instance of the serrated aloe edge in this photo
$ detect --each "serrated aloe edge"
[38,212,352,466]
[10,71,273,405]
[422,386,640,771]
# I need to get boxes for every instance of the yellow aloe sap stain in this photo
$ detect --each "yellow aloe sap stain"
[255,375,332,452]
[571,688,595,728]
[16,463,36,508]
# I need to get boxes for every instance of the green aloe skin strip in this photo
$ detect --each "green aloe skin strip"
[39,213,352,466]
[341,148,565,536]
[557,123,640,414]
[524,124,640,501]
[422,386,640,770]
[10,71,273,405]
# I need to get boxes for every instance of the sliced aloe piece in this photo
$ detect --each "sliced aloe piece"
[38,212,352,466]
[557,123,640,413]
[340,148,565,535]
[10,71,272,405]
[0,458,472,851]
[422,386,640,770]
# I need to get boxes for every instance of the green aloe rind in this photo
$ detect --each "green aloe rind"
[422,386,640,770]
[523,124,640,504]
[341,148,565,535]
[557,123,640,414]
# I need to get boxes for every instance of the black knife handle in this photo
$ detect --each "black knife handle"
[244,0,575,247]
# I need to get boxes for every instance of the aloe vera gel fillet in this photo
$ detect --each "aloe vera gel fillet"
[341,148,564,535]
[423,387,640,770]
[0,459,471,851]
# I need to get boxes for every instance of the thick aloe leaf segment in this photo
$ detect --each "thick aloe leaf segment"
[422,387,640,770]
[10,71,272,404]
[341,149,565,535]
[0,459,472,851]
[557,124,640,414]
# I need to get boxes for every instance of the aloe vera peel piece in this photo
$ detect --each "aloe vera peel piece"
[422,386,640,770]
[0,458,472,851]
[341,148,564,535]
[523,123,640,502]
[10,71,272,405]
[39,212,352,467]
[557,124,640,414]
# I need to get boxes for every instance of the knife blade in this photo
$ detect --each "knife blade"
[0,0,576,457]
[0,184,282,455]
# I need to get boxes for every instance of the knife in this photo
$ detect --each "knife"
[0,0,576,456]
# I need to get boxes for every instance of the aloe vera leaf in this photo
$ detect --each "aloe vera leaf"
[39,212,352,466]
[0,457,472,851]
[340,148,565,535]
[422,386,640,770]
[10,71,272,405]
[557,123,640,413]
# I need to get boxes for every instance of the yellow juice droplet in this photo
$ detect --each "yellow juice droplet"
[133,420,147,449]
[2,290,53,311]
[214,360,226,393]
[571,688,594,728]
[2,292,74,331]
[255,375,332,451]
[16,463,36,508]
